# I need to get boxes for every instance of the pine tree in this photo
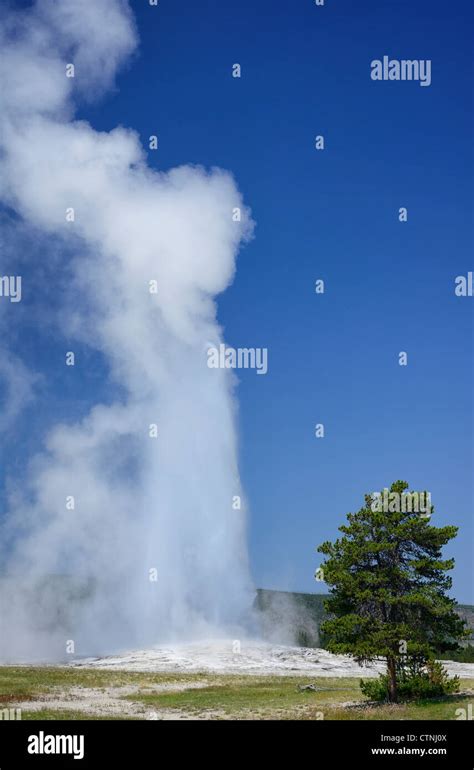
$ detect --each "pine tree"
[317,480,468,702]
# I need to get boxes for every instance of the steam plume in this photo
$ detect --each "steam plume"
[0,0,254,660]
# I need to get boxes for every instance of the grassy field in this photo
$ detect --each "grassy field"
[0,667,473,720]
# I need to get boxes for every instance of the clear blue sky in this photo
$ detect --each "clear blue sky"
[2,0,473,602]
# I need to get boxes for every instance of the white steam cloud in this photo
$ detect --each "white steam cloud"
[0,0,254,660]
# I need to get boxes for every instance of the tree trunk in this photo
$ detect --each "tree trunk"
[387,657,398,703]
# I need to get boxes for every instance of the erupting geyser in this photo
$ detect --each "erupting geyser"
[0,0,254,661]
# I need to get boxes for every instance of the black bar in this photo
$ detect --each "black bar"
[0,720,472,767]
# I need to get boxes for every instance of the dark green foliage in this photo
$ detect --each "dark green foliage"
[438,644,474,663]
[317,481,469,702]
[361,660,460,702]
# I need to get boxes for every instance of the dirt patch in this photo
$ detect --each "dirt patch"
[0,693,35,703]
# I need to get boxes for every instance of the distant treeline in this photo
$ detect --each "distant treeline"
[254,589,474,655]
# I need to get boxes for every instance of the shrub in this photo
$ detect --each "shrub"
[360,676,391,702]
[360,660,460,702]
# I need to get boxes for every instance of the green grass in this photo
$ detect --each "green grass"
[14,710,137,721]
[322,696,474,721]
[0,666,209,700]
[126,676,474,720]
[1,667,472,721]
[125,676,359,716]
